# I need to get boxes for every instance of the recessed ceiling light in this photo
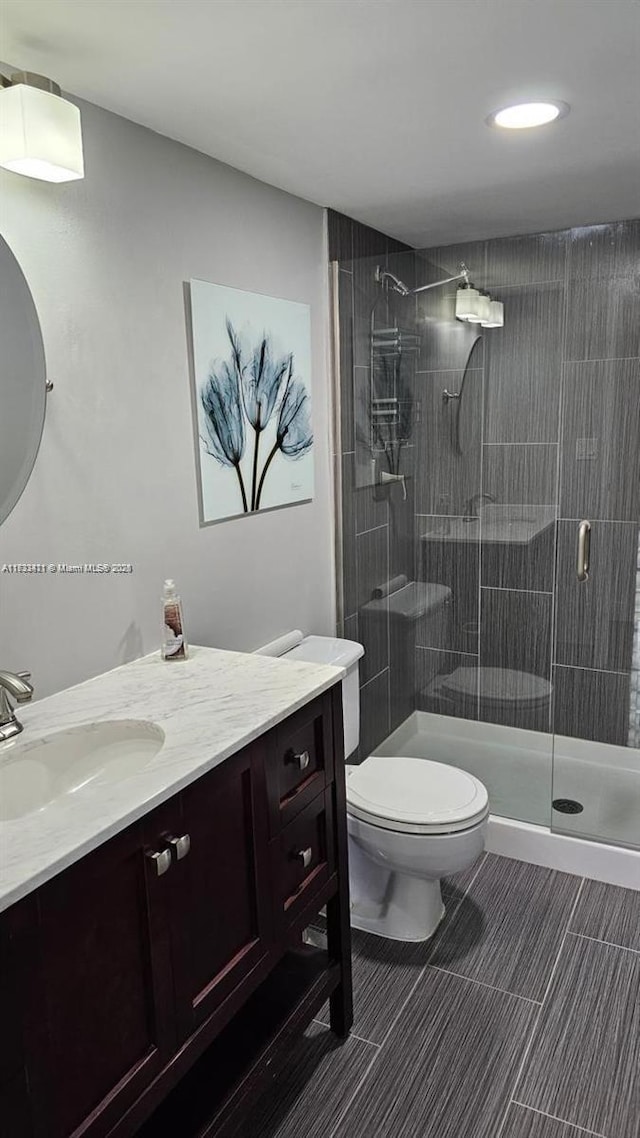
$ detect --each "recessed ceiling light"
[487,101,569,130]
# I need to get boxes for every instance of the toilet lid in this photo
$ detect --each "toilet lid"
[441,666,552,709]
[346,756,489,835]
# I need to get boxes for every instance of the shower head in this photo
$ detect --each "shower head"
[375,262,471,296]
[374,265,411,295]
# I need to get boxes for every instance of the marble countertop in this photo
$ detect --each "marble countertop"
[0,646,344,913]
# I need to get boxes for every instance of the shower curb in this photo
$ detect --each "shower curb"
[487,815,640,890]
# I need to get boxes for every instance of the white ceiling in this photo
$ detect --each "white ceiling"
[2,0,640,247]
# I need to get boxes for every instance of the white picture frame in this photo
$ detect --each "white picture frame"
[188,279,314,524]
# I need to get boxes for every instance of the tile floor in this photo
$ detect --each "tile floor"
[241,854,640,1138]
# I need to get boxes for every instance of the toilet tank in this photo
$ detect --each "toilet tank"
[285,636,364,759]
[255,632,364,759]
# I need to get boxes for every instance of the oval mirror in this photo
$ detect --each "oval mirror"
[453,334,483,457]
[0,236,47,526]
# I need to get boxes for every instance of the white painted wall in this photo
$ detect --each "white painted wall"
[0,95,335,698]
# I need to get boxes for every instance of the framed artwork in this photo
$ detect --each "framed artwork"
[188,279,314,524]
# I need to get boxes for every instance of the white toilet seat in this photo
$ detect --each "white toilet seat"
[440,665,552,711]
[346,755,489,835]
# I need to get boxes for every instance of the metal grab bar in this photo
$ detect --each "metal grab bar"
[577,520,591,582]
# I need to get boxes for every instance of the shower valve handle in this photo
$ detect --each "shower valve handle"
[380,470,407,501]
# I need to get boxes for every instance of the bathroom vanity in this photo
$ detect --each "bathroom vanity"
[0,648,352,1138]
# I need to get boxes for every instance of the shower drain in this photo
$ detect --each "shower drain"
[552,798,584,815]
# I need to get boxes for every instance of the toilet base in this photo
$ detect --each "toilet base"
[350,868,446,942]
[346,791,488,944]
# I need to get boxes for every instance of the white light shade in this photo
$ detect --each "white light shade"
[0,84,84,182]
[469,293,490,324]
[455,286,481,321]
[482,300,504,328]
[490,101,567,129]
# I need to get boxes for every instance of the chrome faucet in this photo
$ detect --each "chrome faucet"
[0,670,34,742]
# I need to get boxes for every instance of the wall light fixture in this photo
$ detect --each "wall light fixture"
[0,71,84,183]
[481,299,505,328]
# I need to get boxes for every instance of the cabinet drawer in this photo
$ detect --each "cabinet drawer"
[267,694,334,832]
[271,791,335,927]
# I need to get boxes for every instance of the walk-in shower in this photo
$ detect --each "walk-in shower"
[331,216,640,875]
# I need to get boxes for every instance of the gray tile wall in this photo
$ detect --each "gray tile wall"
[330,210,417,759]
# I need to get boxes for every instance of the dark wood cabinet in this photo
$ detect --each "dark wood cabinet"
[16,803,177,1138]
[0,898,34,1138]
[0,685,351,1138]
[170,741,273,1039]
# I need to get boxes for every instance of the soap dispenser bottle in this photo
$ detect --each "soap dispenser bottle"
[162,579,188,660]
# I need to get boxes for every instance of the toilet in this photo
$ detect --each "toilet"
[259,630,489,943]
[346,756,487,941]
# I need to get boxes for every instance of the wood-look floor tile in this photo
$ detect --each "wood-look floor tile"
[517,935,640,1138]
[240,1021,377,1138]
[442,851,486,897]
[316,923,433,1044]
[427,854,582,1000]
[569,878,640,952]
[501,1103,607,1137]
[333,967,536,1138]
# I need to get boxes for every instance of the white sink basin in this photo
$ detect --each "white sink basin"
[0,719,165,822]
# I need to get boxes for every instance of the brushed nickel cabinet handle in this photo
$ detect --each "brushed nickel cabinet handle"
[147,848,172,877]
[167,834,191,861]
[577,520,591,583]
[286,748,310,771]
[295,847,313,869]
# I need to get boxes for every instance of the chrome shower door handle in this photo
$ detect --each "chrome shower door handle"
[577,520,591,582]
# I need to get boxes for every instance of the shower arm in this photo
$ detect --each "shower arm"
[374,262,471,296]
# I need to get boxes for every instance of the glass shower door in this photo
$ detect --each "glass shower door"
[551,234,640,849]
